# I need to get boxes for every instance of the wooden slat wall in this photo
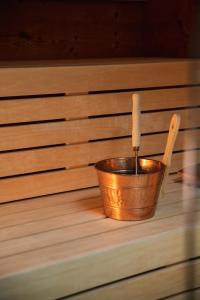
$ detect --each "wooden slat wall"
[0,108,199,151]
[0,59,199,203]
[0,130,199,177]
[0,86,199,123]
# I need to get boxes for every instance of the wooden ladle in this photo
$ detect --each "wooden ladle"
[161,113,181,194]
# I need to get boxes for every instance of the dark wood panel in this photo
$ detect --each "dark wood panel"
[144,0,194,57]
[0,0,194,60]
[0,0,146,60]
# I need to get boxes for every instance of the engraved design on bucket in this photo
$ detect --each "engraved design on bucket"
[95,157,165,221]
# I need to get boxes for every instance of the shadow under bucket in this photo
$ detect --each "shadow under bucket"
[95,157,166,221]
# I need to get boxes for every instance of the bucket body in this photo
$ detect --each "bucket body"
[95,157,165,221]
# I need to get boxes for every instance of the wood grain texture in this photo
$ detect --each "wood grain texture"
[0,56,199,300]
[0,150,199,203]
[1,188,199,257]
[166,288,200,300]
[0,173,181,217]
[0,186,192,242]
[0,1,194,60]
[0,210,199,299]
[0,87,198,124]
[144,0,194,57]
[0,174,183,235]
[0,59,192,96]
[65,260,200,300]
[0,107,199,151]
[0,1,146,60]
[0,167,96,203]
[0,129,199,177]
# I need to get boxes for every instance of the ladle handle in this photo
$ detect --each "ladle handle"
[161,113,181,194]
[132,93,141,149]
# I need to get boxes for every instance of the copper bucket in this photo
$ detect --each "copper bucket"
[95,157,165,221]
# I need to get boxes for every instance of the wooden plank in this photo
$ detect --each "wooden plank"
[0,174,190,230]
[1,189,199,257]
[0,173,181,217]
[0,196,102,229]
[1,180,184,235]
[0,129,199,177]
[0,150,199,203]
[0,167,97,203]
[0,189,185,242]
[0,176,180,229]
[0,1,145,60]
[0,212,199,299]
[0,87,199,124]
[0,59,192,96]
[165,288,200,300]
[0,108,199,151]
[0,207,104,242]
[66,260,200,300]
[0,187,100,217]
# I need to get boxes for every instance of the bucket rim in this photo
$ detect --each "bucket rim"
[95,157,166,176]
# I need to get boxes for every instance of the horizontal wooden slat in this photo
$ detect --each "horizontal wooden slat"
[0,211,199,299]
[0,197,102,230]
[166,288,200,300]
[0,129,199,177]
[0,107,199,151]
[0,186,194,242]
[0,187,100,217]
[0,59,193,96]
[0,174,187,228]
[0,87,199,124]
[0,173,182,218]
[0,167,96,203]
[0,59,199,300]
[1,190,199,258]
[0,150,199,203]
[66,260,200,300]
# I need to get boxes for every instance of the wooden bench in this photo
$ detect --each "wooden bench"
[0,58,199,299]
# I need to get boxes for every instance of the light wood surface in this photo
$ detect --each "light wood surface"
[0,87,198,124]
[0,129,198,177]
[0,150,199,202]
[0,59,192,96]
[0,187,199,257]
[66,260,200,300]
[0,184,199,299]
[0,107,199,151]
[161,114,181,194]
[0,61,199,202]
[166,288,200,300]
[0,59,199,299]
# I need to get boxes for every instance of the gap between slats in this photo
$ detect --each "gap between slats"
[0,188,199,259]
[58,259,200,300]
[0,182,198,245]
[0,107,199,151]
[0,129,199,177]
[0,149,199,203]
[0,210,199,283]
[0,87,199,124]
[0,175,189,232]
[0,174,181,218]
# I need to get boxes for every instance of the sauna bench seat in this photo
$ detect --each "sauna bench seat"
[0,58,199,299]
[0,176,199,300]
